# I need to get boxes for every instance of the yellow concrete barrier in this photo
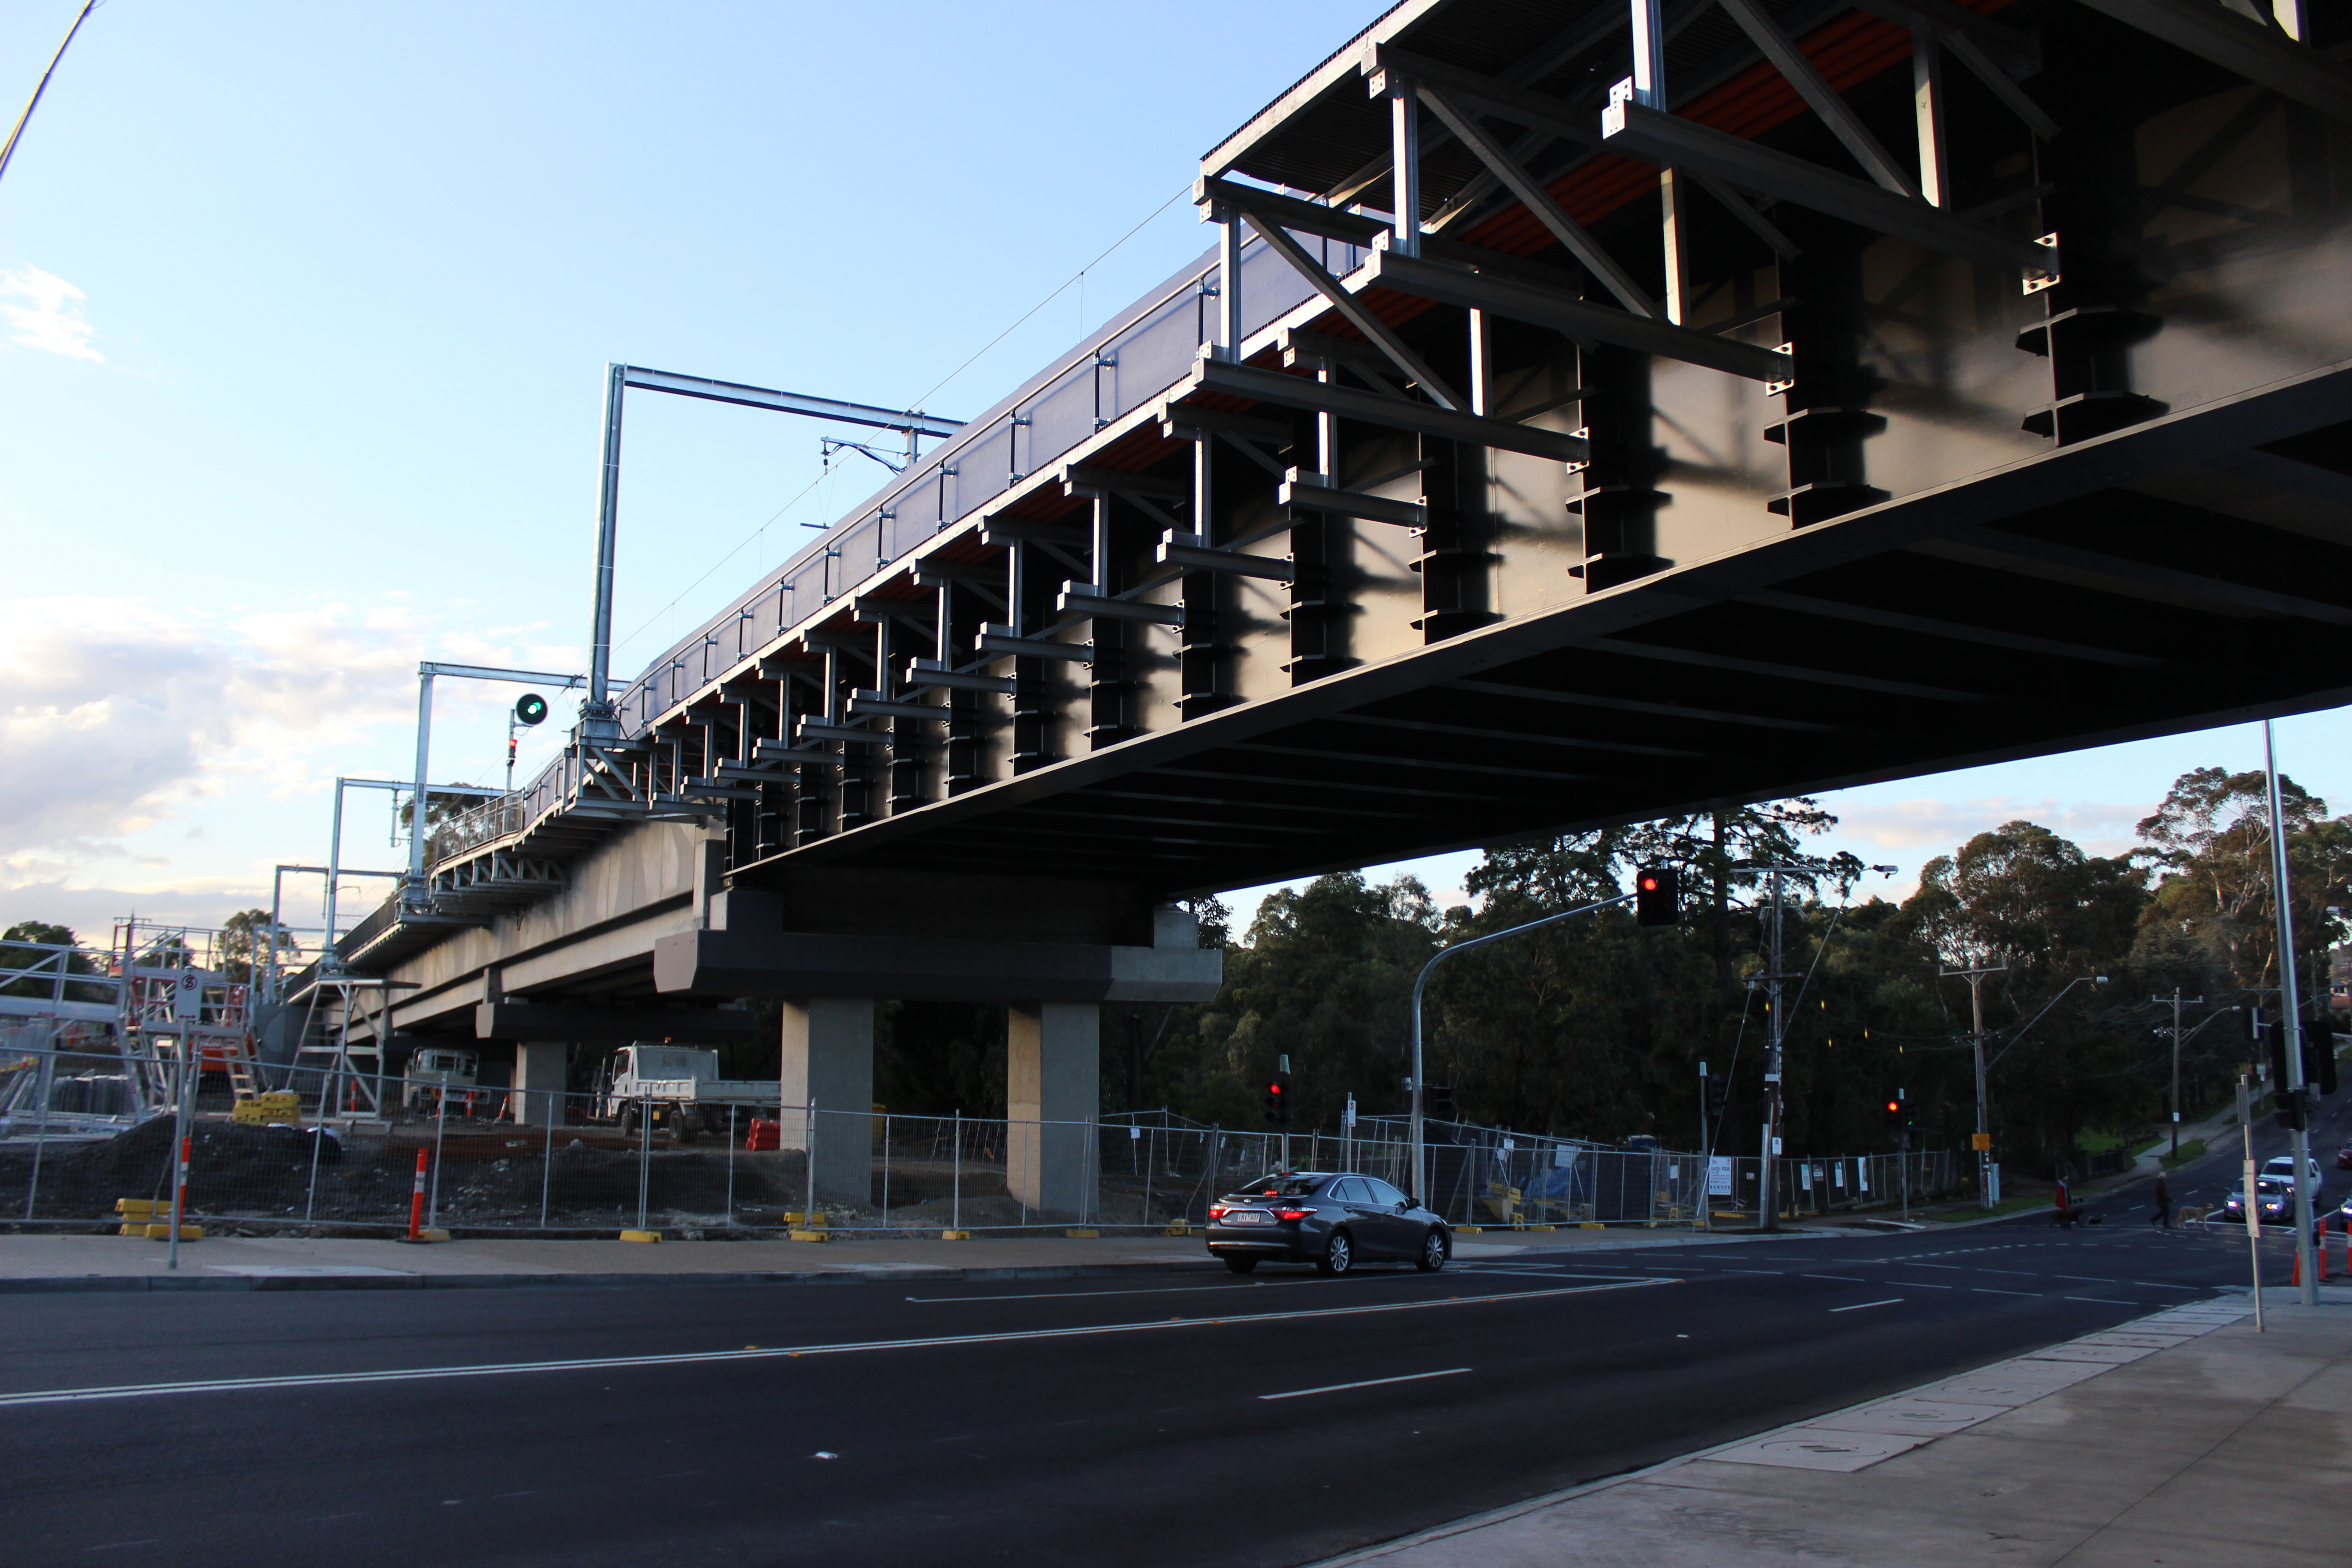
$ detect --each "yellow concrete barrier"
[788,1228,829,1243]
[940,1229,970,1240]
[142,1224,203,1241]
[619,1230,662,1243]
[1064,1228,1099,1239]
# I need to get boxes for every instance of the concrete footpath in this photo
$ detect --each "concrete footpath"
[0,1222,1830,1291]
[1311,1288,2352,1568]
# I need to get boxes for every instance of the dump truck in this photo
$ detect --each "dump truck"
[594,1043,776,1143]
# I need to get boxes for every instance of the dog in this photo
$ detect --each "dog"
[2175,1203,2213,1229]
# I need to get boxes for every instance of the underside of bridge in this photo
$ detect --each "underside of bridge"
[310,1,2352,1151]
[574,0,2352,914]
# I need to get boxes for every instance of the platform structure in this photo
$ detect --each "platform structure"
[295,0,2352,1211]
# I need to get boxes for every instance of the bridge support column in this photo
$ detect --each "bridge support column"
[512,1041,568,1126]
[1007,1001,1097,1219]
[779,998,874,1208]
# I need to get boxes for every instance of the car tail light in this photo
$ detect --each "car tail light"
[1274,1208,1314,1220]
[1208,1205,1229,1220]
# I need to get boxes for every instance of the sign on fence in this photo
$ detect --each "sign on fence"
[1708,1155,1733,1196]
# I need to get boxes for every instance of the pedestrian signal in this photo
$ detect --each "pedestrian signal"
[1634,866,1680,926]
[515,693,549,726]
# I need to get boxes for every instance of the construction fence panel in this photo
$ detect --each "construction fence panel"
[0,1067,1969,1238]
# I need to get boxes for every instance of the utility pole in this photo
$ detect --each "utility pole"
[2261,720,2318,1308]
[1748,862,1822,1234]
[1940,958,2008,1208]
[2155,989,2202,1160]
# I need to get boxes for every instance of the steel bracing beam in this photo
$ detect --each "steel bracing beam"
[1599,101,2051,270]
[1410,82,1662,317]
[1184,358,1590,463]
[1234,213,1467,410]
[1717,0,1917,195]
[1348,249,1792,382]
[2074,0,2352,121]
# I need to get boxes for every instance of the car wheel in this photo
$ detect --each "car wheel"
[1318,1230,1354,1277]
[1416,1228,1449,1273]
[1224,1256,1259,1274]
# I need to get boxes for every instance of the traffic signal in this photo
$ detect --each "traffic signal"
[2308,1013,2340,1098]
[514,693,549,726]
[1635,865,1680,927]
[1262,1072,1292,1130]
[1882,1091,1904,1131]
[1703,1073,1728,1122]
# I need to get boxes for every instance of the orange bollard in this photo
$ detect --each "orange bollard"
[406,1147,428,1240]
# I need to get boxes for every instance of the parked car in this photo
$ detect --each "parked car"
[1206,1171,1450,1276]
[2336,1139,2352,1171]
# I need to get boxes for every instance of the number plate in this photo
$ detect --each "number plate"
[1224,1210,1269,1225]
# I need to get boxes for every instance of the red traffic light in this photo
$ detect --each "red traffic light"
[1884,1099,1900,1114]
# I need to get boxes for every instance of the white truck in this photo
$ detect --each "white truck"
[402,1046,480,1115]
[596,1043,776,1143]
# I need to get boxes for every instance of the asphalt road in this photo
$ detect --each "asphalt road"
[0,1197,2313,1568]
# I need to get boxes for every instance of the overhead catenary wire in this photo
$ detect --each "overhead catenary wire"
[608,182,1193,673]
[0,0,99,195]
[909,183,1192,411]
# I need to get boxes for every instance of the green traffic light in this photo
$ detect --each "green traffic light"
[515,693,549,726]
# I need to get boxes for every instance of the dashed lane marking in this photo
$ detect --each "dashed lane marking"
[1259,1367,1471,1401]
[0,1278,1676,1410]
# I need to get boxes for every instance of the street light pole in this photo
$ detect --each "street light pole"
[1409,892,1633,1209]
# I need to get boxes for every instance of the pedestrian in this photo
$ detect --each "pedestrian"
[2151,1169,2171,1229]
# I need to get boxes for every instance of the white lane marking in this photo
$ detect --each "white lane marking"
[2132,1282,2198,1291]
[1829,1299,1904,1313]
[903,1280,1334,1304]
[0,1278,1673,1410]
[1803,1274,1866,1282]
[2053,1275,2113,1283]
[1889,1281,1952,1289]
[2065,1296,2140,1305]
[1973,1288,2038,1296]
[1259,1367,1471,1401]
[1907,1263,1961,1269]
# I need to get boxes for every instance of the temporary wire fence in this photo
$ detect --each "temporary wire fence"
[0,1057,1961,1237]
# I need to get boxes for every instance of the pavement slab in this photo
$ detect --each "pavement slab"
[1307,1299,2350,1568]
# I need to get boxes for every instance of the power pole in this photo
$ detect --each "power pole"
[2260,720,2318,1308]
[1940,959,2007,1208]
[2155,989,2202,1160]
[1749,864,1815,1233]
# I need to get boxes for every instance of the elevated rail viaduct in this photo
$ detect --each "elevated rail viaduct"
[304,0,2352,1210]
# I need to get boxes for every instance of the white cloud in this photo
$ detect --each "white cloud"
[1829,795,2152,857]
[0,593,592,933]
[0,595,452,860]
[0,266,102,362]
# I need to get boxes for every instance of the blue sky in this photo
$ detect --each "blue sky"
[5,0,2351,951]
